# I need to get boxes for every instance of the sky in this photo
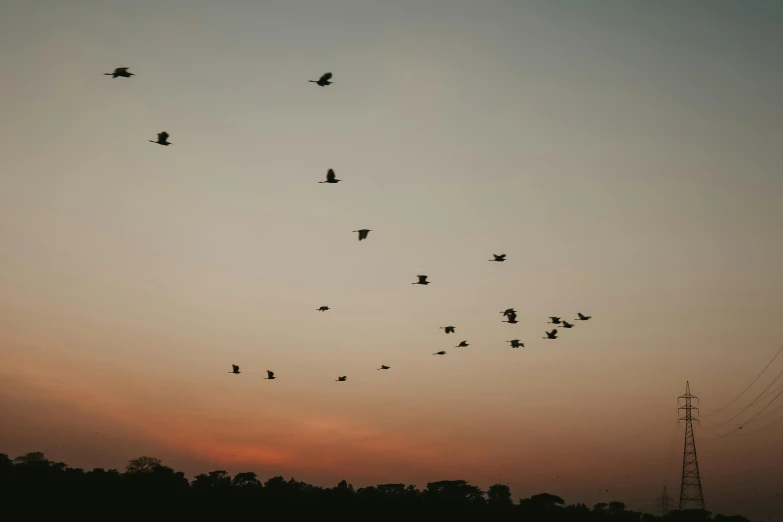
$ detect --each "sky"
[1,0,782,518]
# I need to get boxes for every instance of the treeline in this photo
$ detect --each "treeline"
[0,452,750,522]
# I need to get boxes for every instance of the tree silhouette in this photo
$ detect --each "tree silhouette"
[0,451,756,522]
[125,456,162,474]
[487,483,512,506]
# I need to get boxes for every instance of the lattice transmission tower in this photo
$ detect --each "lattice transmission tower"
[678,381,706,510]
[656,486,673,516]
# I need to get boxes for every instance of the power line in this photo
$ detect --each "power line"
[745,398,783,425]
[700,411,783,442]
[700,386,783,441]
[706,368,783,429]
[737,386,783,427]
[702,345,783,416]
[703,381,783,419]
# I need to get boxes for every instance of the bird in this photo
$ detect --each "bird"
[440,326,455,334]
[560,320,574,328]
[105,67,134,78]
[456,340,469,347]
[336,376,347,382]
[433,351,446,355]
[543,329,558,339]
[309,72,333,86]
[353,229,371,241]
[548,316,562,324]
[378,365,390,370]
[316,306,330,311]
[508,339,524,348]
[319,168,340,183]
[412,275,430,285]
[503,312,519,324]
[149,131,171,146]
[501,308,516,316]
[265,370,276,380]
[489,254,506,262]
[575,312,592,321]
[229,364,240,374]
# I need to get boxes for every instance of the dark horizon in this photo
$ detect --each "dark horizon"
[0,451,754,522]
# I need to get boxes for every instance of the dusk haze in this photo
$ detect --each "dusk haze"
[1,1,782,521]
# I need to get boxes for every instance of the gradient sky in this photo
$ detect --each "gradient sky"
[1,0,782,519]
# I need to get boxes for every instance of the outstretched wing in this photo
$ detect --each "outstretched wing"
[320,72,333,82]
[326,169,336,181]
[232,365,239,372]
[418,274,427,282]
[159,131,169,140]
[267,370,274,378]
[117,67,128,73]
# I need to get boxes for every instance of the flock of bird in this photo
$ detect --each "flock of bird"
[104,66,593,383]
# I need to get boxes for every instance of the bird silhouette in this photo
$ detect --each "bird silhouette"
[543,329,558,339]
[501,308,516,316]
[503,312,519,324]
[548,316,562,324]
[378,365,390,370]
[433,351,446,355]
[319,168,340,183]
[353,229,371,241]
[412,275,430,285]
[560,320,574,328]
[336,376,347,382]
[265,370,276,380]
[149,131,171,146]
[489,254,506,262]
[316,306,330,311]
[456,340,469,347]
[508,339,524,348]
[229,364,240,374]
[105,67,134,78]
[575,312,592,321]
[309,72,333,86]
[440,326,455,334]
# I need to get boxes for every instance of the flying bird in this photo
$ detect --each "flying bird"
[412,275,430,285]
[503,313,519,324]
[319,168,340,183]
[548,317,562,324]
[336,376,347,382]
[316,306,330,311]
[543,329,558,339]
[353,229,371,241]
[440,326,455,334]
[508,340,524,348]
[378,365,390,370]
[575,312,592,321]
[105,67,134,78]
[149,131,171,146]
[456,340,469,347]
[229,364,240,374]
[561,321,574,328]
[433,351,446,355]
[489,254,507,262]
[501,308,516,317]
[265,370,276,380]
[309,72,333,86]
